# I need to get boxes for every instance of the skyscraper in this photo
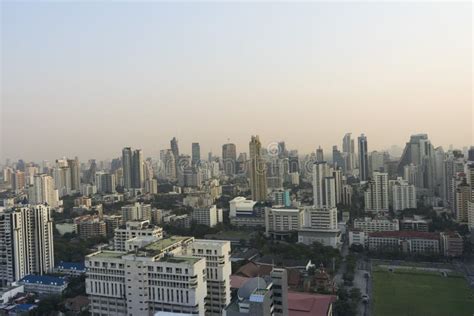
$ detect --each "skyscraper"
[358,134,369,181]
[342,133,355,173]
[28,174,59,208]
[0,205,54,286]
[67,157,80,192]
[249,136,267,201]
[132,149,144,189]
[312,161,336,209]
[316,146,324,162]
[122,147,144,190]
[122,147,133,190]
[364,172,389,212]
[192,142,201,166]
[222,143,237,176]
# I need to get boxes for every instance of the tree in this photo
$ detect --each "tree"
[349,287,362,303]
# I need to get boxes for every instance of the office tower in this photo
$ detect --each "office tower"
[170,137,180,158]
[397,134,435,192]
[358,134,369,181]
[132,149,144,189]
[164,149,177,180]
[222,143,237,176]
[369,151,385,174]
[0,205,54,287]
[122,147,133,189]
[391,177,417,211]
[278,141,288,159]
[85,237,230,316]
[28,174,59,208]
[332,146,345,170]
[364,172,389,212]
[122,147,144,190]
[266,158,284,189]
[249,136,267,201]
[67,157,80,191]
[312,161,336,209]
[333,168,343,204]
[288,151,299,173]
[84,159,97,185]
[192,142,201,166]
[443,151,465,209]
[342,133,355,172]
[316,146,324,162]
[469,147,474,162]
[95,172,116,194]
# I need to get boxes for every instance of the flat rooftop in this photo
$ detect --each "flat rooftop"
[89,250,125,259]
[160,255,202,264]
[137,236,192,256]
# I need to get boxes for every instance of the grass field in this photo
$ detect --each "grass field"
[372,270,474,316]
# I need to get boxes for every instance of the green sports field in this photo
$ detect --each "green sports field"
[372,269,474,316]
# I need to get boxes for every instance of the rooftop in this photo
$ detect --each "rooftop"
[19,275,66,286]
[160,255,202,264]
[56,261,86,271]
[137,236,192,256]
[88,250,125,259]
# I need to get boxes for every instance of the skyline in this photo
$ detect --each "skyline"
[1,2,472,161]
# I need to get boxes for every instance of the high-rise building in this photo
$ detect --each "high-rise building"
[113,220,163,251]
[122,147,132,190]
[249,136,267,201]
[0,205,54,287]
[364,172,389,212]
[468,147,474,162]
[358,134,369,181]
[342,133,355,173]
[95,171,116,194]
[391,177,417,211]
[316,146,324,162]
[192,142,201,166]
[85,236,231,316]
[192,205,223,227]
[222,143,237,176]
[312,162,336,209]
[122,147,144,190]
[67,157,81,192]
[28,174,59,208]
[163,149,177,180]
[332,146,345,170]
[132,149,144,189]
[455,179,470,222]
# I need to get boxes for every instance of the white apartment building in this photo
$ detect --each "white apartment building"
[229,197,256,217]
[353,217,400,233]
[192,205,223,228]
[349,230,366,246]
[121,202,152,221]
[391,177,417,211]
[114,220,163,251]
[264,207,303,237]
[86,236,231,316]
[364,172,389,212]
[28,174,59,208]
[0,205,54,287]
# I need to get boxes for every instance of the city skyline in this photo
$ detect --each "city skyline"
[1,2,472,160]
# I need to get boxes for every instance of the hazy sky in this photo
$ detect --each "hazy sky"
[1,1,472,162]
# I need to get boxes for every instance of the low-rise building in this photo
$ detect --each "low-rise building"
[348,230,366,247]
[18,275,68,296]
[353,217,399,233]
[367,231,440,255]
[54,261,86,276]
[74,215,106,239]
[400,216,430,232]
[440,232,463,257]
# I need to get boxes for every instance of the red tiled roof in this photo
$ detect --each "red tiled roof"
[368,231,439,240]
[288,292,336,316]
